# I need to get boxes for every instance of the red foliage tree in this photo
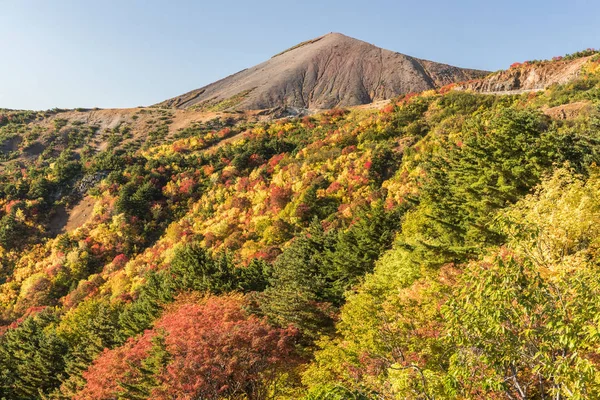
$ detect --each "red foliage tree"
[172,142,187,153]
[398,92,419,104]
[61,275,103,310]
[75,333,156,400]
[341,145,357,155]
[76,296,299,400]
[152,296,299,400]
[248,153,265,167]
[267,153,286,172]
[111,253,129,269]
[295,202,312,221]
[381,103,395,114]
[218,127,232,139]
[269,185,292,212]
[438,83,456,95]
[178,177,195,195]
[326,181,343,194]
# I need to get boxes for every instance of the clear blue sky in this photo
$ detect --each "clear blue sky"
[1,0,598,110]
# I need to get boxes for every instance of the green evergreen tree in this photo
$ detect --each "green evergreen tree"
[326,200,400,301]
[0,310,67,399]
[235,258,271,292]
[118,271,175,340]
[118,335,170,400]
[170,243,232,293]
[260,219,336,336]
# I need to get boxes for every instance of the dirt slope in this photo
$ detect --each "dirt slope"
[156,33,488,111]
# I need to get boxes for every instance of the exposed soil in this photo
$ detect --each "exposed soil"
[48,205,69,236]
[49,195,97,235]
[64,195,96,232]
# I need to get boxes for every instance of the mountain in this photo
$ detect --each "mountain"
[156,33,488,111]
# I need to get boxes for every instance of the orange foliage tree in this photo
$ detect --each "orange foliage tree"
[76,295,299,400]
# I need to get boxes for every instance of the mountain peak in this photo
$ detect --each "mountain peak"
[156,35,488,111]
[321,32,356,40]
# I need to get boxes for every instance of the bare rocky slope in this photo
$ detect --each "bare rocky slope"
[456,56,594,94]
[156,33,489,111]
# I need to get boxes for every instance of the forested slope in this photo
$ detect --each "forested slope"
[0,52,599,399]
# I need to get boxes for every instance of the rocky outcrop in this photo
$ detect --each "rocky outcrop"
[456,56,593,94]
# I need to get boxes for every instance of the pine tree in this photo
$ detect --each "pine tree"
[51,300,122,399]
[326,200,400,301]
[259,219,336,336]
[235,258,271,292]
[118,271,174,340]
[118,335,170,400]
[170,243,233,293]
[0,310,67,399]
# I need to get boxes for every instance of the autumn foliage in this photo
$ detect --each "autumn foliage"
[75,333,156,400]
[76,295,299,400]
[1,48,600,400]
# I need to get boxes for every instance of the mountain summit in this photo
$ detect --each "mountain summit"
[156,33,488,111]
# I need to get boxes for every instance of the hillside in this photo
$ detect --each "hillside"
[156,33,488,111]
[0,48,599,399]
[0,107,265,165]
[456,49,598,94]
